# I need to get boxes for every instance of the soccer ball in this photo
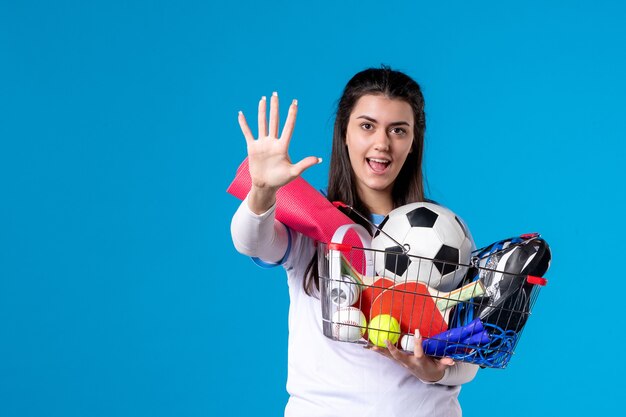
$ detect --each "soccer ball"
[371,202,475,291]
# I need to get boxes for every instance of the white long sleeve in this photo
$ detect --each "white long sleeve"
[230,195,290,264]
[421,361,479,386]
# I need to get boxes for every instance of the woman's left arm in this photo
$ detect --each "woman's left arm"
[370,330,479,386]
[431,360,479,386]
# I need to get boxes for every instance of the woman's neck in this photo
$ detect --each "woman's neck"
[358,188,393,216]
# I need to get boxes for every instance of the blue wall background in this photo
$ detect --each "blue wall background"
[2,1,624,415]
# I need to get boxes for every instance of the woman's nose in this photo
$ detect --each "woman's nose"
[373,130,390,151]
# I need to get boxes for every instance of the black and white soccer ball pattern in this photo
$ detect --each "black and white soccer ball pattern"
[371,202,475,291]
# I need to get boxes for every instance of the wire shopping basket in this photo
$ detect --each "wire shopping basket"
[318,224,548,369]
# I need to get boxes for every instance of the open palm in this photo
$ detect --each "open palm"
[238,93,320,191]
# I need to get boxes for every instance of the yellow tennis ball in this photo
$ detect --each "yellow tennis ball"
[368,314,400,347]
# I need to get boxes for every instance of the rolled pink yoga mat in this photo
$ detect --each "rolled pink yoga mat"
[227,158,368,272]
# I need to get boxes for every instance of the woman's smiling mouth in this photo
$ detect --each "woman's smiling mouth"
[366,157,391,173]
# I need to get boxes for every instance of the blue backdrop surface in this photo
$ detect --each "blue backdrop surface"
[2,1,625,415]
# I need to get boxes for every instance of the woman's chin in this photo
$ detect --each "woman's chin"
[360,179,394,194]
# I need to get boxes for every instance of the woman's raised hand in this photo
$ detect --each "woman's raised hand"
[238,93,321,198]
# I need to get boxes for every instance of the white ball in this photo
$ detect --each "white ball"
[372,202,475,291]
[329,274,360,307]
[400,334,415,351]
[331,307,367,342]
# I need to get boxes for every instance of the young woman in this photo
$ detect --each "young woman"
[231,67,478,416]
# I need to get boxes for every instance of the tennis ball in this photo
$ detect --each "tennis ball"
[368,314,400,347]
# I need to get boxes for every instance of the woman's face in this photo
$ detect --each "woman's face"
[345,94,415,204]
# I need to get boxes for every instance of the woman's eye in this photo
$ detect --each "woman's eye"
[390,127,406,135]
[361,123,373,130]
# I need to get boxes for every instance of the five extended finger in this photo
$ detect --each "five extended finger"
[269,92,279,138]
[238,111,254,144]
[280,99,298,142]
[258,96,267,138]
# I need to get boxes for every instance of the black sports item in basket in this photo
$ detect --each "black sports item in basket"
[453,233,551,332]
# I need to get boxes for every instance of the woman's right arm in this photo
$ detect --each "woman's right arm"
[230,194,289,263]
[230,92,320,261]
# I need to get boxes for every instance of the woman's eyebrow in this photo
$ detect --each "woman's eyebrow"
[356,115,411,126]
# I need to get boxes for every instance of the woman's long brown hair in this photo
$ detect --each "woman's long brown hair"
[303,66,427,295]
